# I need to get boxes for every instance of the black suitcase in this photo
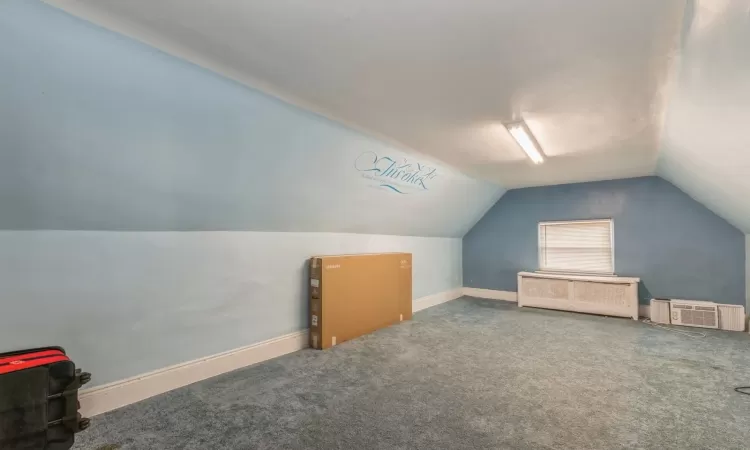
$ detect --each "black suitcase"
[0,347,91,449]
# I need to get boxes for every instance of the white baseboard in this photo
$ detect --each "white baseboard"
[462,287,517,302]
[80,288,462,417]
[413,287,464,312]
[79,329,309,417]
[639,305,650,319]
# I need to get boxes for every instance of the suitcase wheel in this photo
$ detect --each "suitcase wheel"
[79,372,92,386]
[79,418,91,431]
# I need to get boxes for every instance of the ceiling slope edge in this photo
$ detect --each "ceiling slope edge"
[457,188,508,238]
[657,163,749,234]
[41,0,479,180]
[655,0,750,235]
[649,0,691,175]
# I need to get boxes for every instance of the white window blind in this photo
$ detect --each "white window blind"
[538,219,614,274]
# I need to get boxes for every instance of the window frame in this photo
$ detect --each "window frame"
[537,218,615,276]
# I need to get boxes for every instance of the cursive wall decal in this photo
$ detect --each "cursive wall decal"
[354,151,438,194]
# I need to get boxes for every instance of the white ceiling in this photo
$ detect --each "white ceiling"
[658,0,750,233]
[44,0,686,189]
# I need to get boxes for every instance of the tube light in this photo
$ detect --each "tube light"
[506,121,545,164]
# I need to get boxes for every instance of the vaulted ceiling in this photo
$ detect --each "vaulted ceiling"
[658,0,750,233]
[42,0,750,231]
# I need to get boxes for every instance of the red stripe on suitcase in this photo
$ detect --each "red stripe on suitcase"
[0,355,70,374]
[0,349,65,365]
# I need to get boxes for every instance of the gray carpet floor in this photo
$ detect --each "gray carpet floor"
[74,297,750,449]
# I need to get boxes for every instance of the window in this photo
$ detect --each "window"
[538,219,614,274]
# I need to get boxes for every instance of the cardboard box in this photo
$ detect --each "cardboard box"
[309,253,412,349]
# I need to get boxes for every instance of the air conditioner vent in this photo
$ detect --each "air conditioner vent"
[670,300,718,329]
[695,306,716,312]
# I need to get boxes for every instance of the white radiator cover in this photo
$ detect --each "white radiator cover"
[650,299,671,324]
[717,304,745,332]
[517,272,639,320]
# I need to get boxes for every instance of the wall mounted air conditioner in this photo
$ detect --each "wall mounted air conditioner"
[670,300,718,329]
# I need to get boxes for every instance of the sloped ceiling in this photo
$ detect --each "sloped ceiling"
[43,0,685,189]
[38,0,750,233]
[658,0,750,233]
[1,0,503,237]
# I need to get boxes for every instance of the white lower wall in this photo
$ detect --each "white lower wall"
[747,234,750,311]
[81,287,467,417]
[0,231,462,387]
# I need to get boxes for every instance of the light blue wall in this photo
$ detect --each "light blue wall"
[0,0,503,236]
[0,231,462,386]
[0,1,499,386]
[463,176,746,305]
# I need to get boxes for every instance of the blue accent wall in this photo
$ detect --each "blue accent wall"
[463,176,746,305]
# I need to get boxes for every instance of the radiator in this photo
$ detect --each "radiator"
[717,304,746,332]
[517,271,640,320]
[650,299,671,324]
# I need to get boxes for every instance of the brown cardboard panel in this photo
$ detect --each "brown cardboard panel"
[309,253,412,349]
[398,254,413,321]
[309,257,323,349]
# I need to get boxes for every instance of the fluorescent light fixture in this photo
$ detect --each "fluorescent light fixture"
[506,121,545,164]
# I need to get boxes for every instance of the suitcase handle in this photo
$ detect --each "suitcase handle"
[57,370,92,433]
[48,413,90,431]
[43,369,93,433]
[47,370,92,401]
